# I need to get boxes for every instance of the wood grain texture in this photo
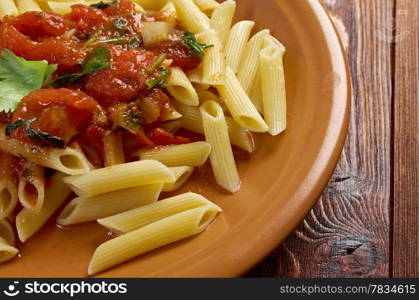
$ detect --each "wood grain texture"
[248,0,394,277]
[392,0,418,278]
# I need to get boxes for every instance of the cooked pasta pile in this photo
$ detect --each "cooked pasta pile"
[0,0,286,275]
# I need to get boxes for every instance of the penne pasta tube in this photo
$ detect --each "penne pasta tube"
[0,219,17,262]
[103,132,125,167]
[163,166,194,192]
[193,0,219,14]
[0,153,18,219]
[16,173,72,242]
[0,127,91,175]
[200,100,240,192]
[98,192,220,233]
[171,0,209,33]
[0,0,18,18]
[215,67,268,132]
[167,67,199,106]
[174,102,255,153]
[15,0,42,13]
[237,29,270,93]
[197,29,226,85]
[260,44,287,135]
[63,160,174,197]
[47,1,86,14]
[0,242,18,263]
[89,204,221,275]
[57,184,163,225]
[136,142,211,167]
[131,0,168,10]
[224,21,255,73]
[249,68,264,113]
[18,162,45,214]
[209,0,236,46]
[0,178,18,220]
[0,219,15,246]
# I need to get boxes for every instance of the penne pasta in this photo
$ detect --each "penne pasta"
[98,192,220,233]
[103,132,125,167]
[16,173,72,242]
[171,0,209,33]
[90,204,221,275]
[197,29,226,85]
[193,0,219,15]
[63,160,174,197]
[249,68,264,113]
[200,100,240,192]
[57,184,163,225]
[0,127,91,175]
[260,44,287,135]
[131,0,168,10]
[163,166,194,192]
[16,0,42,13]
[174,102,255,153]
[47,1,86,14]
[0,242,18,263]
[136,141,211,167]
[224,21,255,73]
[17,162,45,214]
[215,67,268,132]
[0,219,15,246]
[209,0,236,46]
[0,154,18,219]
[237,29,270,93]
[0,0,18,18]
[167,67,199,106]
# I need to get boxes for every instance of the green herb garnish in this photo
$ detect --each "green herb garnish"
[114,17,128,30]
[128,36,141,48]
[123,107,143,131]
[146,54,166,74]
[146,69,170,89]
[90,1,117,9]
[5,118,65,148]
[52,46,111,87]
[0,50,57,113]
[182,31,213,58]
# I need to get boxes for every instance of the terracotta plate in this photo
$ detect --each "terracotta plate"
[1,0,350,277]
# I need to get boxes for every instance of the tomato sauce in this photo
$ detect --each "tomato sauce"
[0,0,205,166]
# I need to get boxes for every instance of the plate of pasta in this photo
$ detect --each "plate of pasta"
[0,0,350,277]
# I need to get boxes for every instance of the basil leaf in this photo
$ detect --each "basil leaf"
[52,46,111,87]
[5,119,26,136]
[90,1,117,9]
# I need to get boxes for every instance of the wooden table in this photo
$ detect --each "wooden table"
[248,0,418,278]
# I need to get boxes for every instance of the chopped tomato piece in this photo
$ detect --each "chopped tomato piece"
[68,4,109,33]
[12,89,102,144]
[148,128,190,146]
[104,0,135,16]
[3,12,69,38]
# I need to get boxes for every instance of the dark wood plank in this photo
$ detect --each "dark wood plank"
[392,0,418,278]
[249,0,394,277]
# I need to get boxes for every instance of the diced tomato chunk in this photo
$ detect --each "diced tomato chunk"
[104,0,135,16]
[150,42,201,70]
[68,4,109,33]
[12,89,102,144]
[85,45,155,105]
[3,12,69,38]
[148,128,190,146]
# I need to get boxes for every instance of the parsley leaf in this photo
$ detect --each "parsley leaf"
[5,118,65,148]
[182,31,213,58]
[52,46,111,87]
[146,69,170,89]
[0,49,57,113]
[90,1,117,9]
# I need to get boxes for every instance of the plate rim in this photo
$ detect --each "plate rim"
[157,0,352,277]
